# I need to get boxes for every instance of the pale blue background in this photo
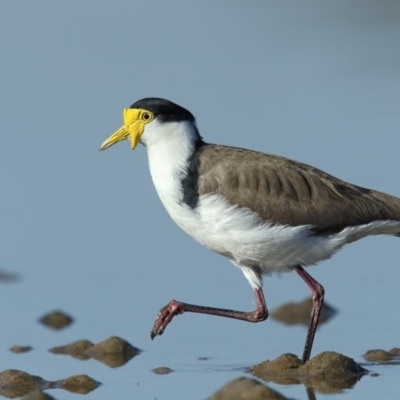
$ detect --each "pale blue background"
[1,1,400,399]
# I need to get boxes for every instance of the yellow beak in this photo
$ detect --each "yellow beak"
[99,109,149,151]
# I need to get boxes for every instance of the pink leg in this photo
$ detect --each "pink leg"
[294,265,325,363]
[150,288,267,339]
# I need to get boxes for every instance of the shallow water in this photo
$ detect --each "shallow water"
[1,1,400,399]
[1,254,399,399]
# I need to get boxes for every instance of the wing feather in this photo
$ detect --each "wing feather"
[196,145,400,234]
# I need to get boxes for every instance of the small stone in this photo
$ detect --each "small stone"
[57,375,100,394]
[49,340,94,360]
[152,367,173,375]
[84,336,140,368]
[208,377,289,400]
[39,311,73,330]
[364,349,393,362]
[10,345,33,353]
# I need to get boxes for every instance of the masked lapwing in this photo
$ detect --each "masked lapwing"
[100,97,400,362]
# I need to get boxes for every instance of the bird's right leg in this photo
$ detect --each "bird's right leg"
[150,288,268,339]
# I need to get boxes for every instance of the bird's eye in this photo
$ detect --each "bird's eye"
[143,112,152,121]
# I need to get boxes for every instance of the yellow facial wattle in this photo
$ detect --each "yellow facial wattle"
[99,108,155,151]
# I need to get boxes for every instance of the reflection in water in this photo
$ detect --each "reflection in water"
[271,297,337,327]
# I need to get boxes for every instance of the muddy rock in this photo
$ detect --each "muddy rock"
[49,340,94,360]
[389,347,400,356]
[56,375,100,394]
[271,297,336,326]
[84,336,140,367]
[9,345,33,354]
[251,353,303,384]
[39,311,73,330]
[364,349,393,362]
[0,369,48,398]
[208,377,290,400]
[301,351,366,376]
[251,352,367,393]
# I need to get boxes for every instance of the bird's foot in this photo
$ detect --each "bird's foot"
[150,299,184,339]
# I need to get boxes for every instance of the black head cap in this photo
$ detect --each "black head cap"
[130,98,196,123]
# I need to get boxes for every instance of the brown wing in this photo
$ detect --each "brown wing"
[196,145,400,234]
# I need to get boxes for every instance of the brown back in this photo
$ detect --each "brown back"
[197,145,400,234]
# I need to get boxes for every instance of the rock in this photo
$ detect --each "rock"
[151,367,173,375]
[388,347,400,356]
[0,369,48,398]
[56,375,100,394]
[9,345,33,353]
[250,352,367,394]
[84,336,140,367]
[49,340,94,360]
[39,311,73,330]
[250,353,303,385]
[364,349,393,362]
[208,377,290,400]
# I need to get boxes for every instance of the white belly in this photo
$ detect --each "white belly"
[163,194,347,273]
[163,193,400,277]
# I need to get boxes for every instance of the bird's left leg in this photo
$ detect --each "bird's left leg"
[150,288,267,339]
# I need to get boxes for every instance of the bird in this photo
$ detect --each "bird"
[99,97,400,363]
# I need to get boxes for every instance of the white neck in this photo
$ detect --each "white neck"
[142,119,199,213]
